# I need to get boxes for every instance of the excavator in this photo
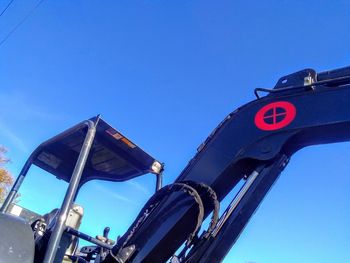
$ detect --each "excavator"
[1,65,350,263]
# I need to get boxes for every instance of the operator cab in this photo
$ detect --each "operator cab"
[0,116,163,263]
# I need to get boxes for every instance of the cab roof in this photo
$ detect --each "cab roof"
[31,117,162,186]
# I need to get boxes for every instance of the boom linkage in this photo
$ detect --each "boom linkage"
[105,66,350,263]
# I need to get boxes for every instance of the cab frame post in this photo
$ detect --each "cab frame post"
[43,120,97,263]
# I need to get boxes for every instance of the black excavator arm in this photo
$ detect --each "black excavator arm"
[103,66,350,263]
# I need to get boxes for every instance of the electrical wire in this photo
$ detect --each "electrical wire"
[0,0,15,17]
[0,0,45,47]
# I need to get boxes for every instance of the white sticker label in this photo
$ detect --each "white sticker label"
[10,205,22,216]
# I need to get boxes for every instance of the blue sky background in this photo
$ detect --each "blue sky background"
[1,1,350,262]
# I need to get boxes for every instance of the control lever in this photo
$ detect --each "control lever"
[95,227,114,262]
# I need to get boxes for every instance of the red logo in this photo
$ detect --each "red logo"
[255,101,296,131]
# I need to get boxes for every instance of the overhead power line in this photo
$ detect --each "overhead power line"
[0,0,45,47]
[0,0,15,17]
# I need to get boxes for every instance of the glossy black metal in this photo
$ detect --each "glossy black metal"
[109,66,350,263]
[185,155,289,262]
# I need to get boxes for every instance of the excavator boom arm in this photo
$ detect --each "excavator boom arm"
[104,66,350,263]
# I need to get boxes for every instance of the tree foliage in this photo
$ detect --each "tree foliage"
[0,146,13,203]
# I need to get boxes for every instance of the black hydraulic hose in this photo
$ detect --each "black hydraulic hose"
[179,181,220,238]
[111,183,205,259]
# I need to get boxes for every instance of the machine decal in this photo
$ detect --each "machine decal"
[106,128,123,139]
[106,128,136,148]
[254,101,296,131]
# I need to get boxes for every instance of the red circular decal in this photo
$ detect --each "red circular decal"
[255,101,296,131]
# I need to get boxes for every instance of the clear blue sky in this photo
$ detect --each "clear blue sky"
[1,1,350,262]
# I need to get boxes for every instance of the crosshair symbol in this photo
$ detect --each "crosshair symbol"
[255,101,296,131]
[263,106,287,125]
